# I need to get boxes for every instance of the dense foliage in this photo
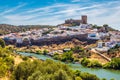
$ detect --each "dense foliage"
[61,51,74,62]
[71,46,91,58]
[108,45,120,58]
[0,47,14,78]
[0,46,100,80]
[103,58,120,70]
[81,58,102,68]
[0,38,5,48]
[53,46,91,62]
[92,24,116,31]
[80,72,99,80]
[12,59,100,80]
[81,57,120,70]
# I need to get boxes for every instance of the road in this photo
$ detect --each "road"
[91,48,111,62]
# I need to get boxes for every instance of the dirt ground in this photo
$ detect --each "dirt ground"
[89,53,108,64]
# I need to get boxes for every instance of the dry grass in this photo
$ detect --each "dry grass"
[14,55,23,65]
[89,53,108,64]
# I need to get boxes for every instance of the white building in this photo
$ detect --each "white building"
[97,42,103,48]
[96,41,117,52]
[16,37,23,43]
[88,33,100,40]
[79,24,92,29]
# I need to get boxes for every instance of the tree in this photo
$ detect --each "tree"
[103,24,108,27]
[0,63,9,77]
[53,69,72,80]
[81,58,90,66]
[28,71,43,80]
[103,58,120,70]
[61,51,74,62]
[36,50,42,55]
[13,61,36,80]
[80,72,99,80]
[87,60,102,68]
[12,58,100,80]
[75,77,82,80]
[0,47,14,78]
[81,58,102,68]
[0,39,5,48]
[43,50,49,55]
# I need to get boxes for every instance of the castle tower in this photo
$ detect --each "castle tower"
[81,15,87,24]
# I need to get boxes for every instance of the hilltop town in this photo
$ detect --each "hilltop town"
[0,15,120,62]
[0,15,119,50]
[0,15,120,80]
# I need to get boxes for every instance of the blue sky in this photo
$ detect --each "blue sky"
[0,0,120,30]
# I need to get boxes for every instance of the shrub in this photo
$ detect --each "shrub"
[80,72,100,80]
[103,58,120,70]
[81,58,90,66]
[0,38,5,48]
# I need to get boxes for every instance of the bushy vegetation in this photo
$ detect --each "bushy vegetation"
[81,58,102,68]
[80,72,99,80]
[107,45,120,58]
[42,28,54,35]
[36,50,43,55]
[61,51,74,62]
[0,47,14,78]
[103,58,120,70]
[53,51,74,62]
[0,44,101,80]
[43,49,49,55]
[11,59,100,80]
[81,57,120,70]
[0,38,5,48]
[74,70,99,80]
[71,46,91,58]
[0,46,101,80]
[92,24,116,31]
[12,60,73,80]
[53,46,91,63]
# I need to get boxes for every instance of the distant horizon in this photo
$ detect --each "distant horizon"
[0,22,119,31]
[0,0,120,30]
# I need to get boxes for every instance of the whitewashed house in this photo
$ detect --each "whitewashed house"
[88,33,100,40]
[16,37,23,43]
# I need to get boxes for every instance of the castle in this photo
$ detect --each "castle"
[61,15,87,26]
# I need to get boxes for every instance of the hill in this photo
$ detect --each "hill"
[0,24,56,35]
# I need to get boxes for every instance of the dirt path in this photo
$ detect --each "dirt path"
[91,49,111,61]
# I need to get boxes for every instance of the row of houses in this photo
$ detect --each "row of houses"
[2,23,119,48]
[96,31,120,52]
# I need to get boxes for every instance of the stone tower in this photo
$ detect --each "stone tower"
[82,15,87,24]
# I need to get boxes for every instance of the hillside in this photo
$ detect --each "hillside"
[0,24,56,35]
[0,46,100,80]
[0,24,22,35]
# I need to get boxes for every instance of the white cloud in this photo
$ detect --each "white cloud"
[71,0,81,2]
[26,3,70,13]
[0,3,26,15]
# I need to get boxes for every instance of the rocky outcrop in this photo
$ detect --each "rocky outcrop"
[5,34,97,47]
